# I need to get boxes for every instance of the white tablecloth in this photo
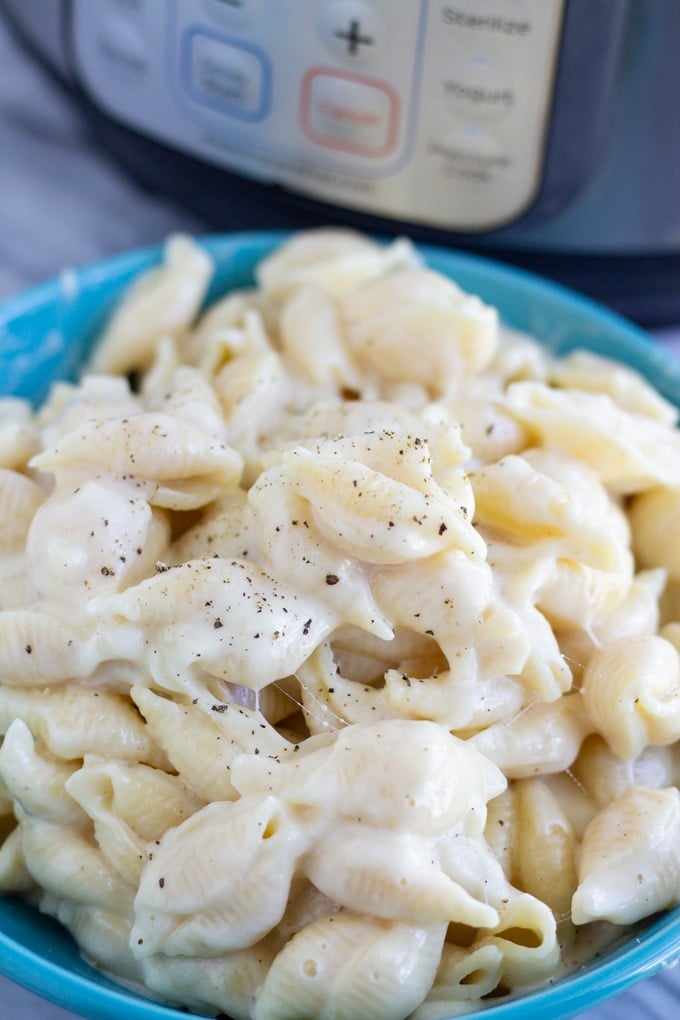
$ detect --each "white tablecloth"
[1,13,680,1020]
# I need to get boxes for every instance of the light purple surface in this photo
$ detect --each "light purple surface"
[1,12,680,1020]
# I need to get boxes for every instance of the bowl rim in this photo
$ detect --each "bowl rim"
[1,229,680,1020]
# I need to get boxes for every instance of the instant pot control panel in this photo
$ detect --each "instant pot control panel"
[70,0,567,232]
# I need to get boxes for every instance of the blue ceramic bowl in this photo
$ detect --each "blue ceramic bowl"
[1,232,680,1020]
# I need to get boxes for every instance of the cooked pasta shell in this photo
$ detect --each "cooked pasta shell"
[469,696,591,780]
[384,665,525,733]
[140,938,279,1020]
[281,446,483,564]
[506,381,680,493]
[214,351,288,466]
[593,567,666,646]
[0,684,166,767]
[75,759,203,841]
[629,486,680,580]
[279,285,361,390]
[572,785,680,925]
[0,468,44,550]
[249,473,392,639]
[582,634,680,760]
[0,719,85,824]
[571,734,677,810]
[26,479,171,606]
[185,289,262,372]
[31,412,243,511]
[54,902,143,984]
[512,778,578,919]
[478,892,559,984]
[445,393,529,467]
[297,641,393,734]
[0,398,40,470]
[88,234,213,374]
[484,787,517,877]
[0,551,36,610]
[426,943,504,1004]
[0,826,33,892]
[38,375,140,445]
[535,557,633,631]
[371,550,490,644]
[342,269,498,388]
[131,687,240,801]
[91,557,334,695]
[169,486,259,564]
[0,609,95,686]
[317,719,506,835]
[305,825,498,928]
[255,228,417,300]
[20,812,136,910]
[144,365,229,443]
[132,795,306,957]
[66,761,204,883]
[253,913,445,1020]
[548,349,678,425]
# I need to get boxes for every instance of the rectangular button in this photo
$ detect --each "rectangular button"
[186,31,270,120]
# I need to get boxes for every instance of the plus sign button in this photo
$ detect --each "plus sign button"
[319,1,382,65]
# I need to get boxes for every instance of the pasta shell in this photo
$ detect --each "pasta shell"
[132,687,240,801]
[305,825,498,928]
[0,468,44,551]
[91,557,334,695]
[0,609,95,686]
[26,479,171,606]
[342,269,498,388]
[281,446,483,564]
[255,229,416,300]
[629,486,680,580]
[548,349,678,424]
[572,785,680,925]
[88,235,213,375]
[0,684,166,767]
[0,719,85,824]
[582,634,680,760]
[254,913,445,1020]
[31,412,243,511]
[20,813,135,910]
[249,472,392,640]
[512,778,578,919]
[0,826,33,892]
[469,696,591,780]
[478,892,559,984]
[132,795,306,957]
[506,381,680,494]
[280,285,360,390]
[54,902,143,984]
[0,399,40,470]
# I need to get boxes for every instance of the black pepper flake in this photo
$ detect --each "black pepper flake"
[302,618,312,635]
[438,522,448,535]
[100,566,114,576]
[325,574,340,586]
[159,877,165,889]
[213,618,223,629]
[211,704,229,714]
[25,644,32,655]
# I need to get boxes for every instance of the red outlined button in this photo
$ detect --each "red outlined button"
[300,67,400,157]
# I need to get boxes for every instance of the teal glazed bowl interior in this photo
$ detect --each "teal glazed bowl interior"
[2,232,680,1020]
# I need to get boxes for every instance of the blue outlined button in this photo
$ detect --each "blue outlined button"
[182,29,271,121]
